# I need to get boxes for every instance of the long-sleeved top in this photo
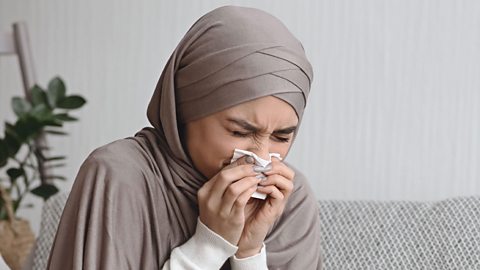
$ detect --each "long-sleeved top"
[163,218,268,270]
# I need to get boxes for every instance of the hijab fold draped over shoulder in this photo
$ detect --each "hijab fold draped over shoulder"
[47,6,322,269]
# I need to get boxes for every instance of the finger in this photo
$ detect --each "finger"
[258,174,294,198]
[221,176,261,216]
[263,159,295,181]
[256,185,285,203]
[211,155,257,190]
[208,163,258,205]
[223,155,255,170]
[197,176,216,203]
[230,180,259,218]
[209,155,255,198]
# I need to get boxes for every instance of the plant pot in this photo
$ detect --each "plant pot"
[0,219,35,270]
[0,186,36,270]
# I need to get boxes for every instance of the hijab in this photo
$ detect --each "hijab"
[48,6,322,269]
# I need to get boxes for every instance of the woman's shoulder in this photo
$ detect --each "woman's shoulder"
[65,137,169,220]
[83,139,136,168]
[88,137,137,160]
[77,138,157,188]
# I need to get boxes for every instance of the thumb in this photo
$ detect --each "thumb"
[223,155,255,170]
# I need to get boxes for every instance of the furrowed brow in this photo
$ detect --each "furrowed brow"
[227,117,297,134]
[273,126,297,134]
[227,118,259,131]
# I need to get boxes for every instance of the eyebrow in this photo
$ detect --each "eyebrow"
[226,117,297,134]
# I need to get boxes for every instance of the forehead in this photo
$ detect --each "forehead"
[218,96,298,127]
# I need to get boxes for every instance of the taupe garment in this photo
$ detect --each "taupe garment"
[47,5,322,270]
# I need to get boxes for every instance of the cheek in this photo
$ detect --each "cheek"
[188,127,238,177]
[209,137,235,164]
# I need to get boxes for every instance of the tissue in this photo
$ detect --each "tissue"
[229,149,282,200]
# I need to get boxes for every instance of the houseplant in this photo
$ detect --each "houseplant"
[0,76,86,269]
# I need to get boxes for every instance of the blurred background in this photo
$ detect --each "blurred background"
[1,0,479,233]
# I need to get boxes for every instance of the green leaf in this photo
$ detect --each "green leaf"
[5,122,25,146]
[45,175,67,181]
[30,85,50,107]
[47,77,66,108]
[30,184,59,200]
[57,95,86,109]
[31,104,53,120]
[30,104,62,127]
[4,127,21,156]
[4,135,21,157]
[0,206,7,221]
[44,156,66,162]
[22,172,29,190]
[0,139,8,167]
[45,129,68,136]
[7,167,24,180]
[35,145,51,151]
[41,119,63,127]
[14,116,43,141]
[5,122,18,137]
[54,113,78,122]
[11,97,31,117]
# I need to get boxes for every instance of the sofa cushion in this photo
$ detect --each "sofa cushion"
[29,193,480,269]
[318,196,480,269]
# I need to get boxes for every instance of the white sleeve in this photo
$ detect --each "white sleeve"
[162,218,237,270]
[229,243,268,270]
[162,218,269,270]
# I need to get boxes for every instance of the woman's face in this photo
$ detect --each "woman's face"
[184,96,299,179]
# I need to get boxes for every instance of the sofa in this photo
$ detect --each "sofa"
[27,193,480,269]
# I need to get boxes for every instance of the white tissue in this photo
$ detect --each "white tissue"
[229,148,282,200]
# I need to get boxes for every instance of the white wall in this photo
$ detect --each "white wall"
[1,0,479,233]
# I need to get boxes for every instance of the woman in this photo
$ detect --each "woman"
[47,5,322,270]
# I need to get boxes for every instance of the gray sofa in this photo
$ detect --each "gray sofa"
[317,197,480,269]
[29,194,480,269]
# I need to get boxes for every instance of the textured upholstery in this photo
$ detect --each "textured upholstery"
[318,197,480,269]
[30,193,68,270]
[30,194,480,269]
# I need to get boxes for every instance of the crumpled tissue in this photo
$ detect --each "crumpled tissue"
[230,148,282,200]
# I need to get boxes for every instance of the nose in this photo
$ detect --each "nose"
[248,140,270,161]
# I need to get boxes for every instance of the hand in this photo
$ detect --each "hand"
[197,156,261,245]
[235,158,295,258]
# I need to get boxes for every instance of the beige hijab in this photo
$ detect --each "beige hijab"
[48,6,322,269]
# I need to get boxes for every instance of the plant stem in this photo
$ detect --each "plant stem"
[15,173,29,212]
[15,144,39,212]
[8,143,37,214]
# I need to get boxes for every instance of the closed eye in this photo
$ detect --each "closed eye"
[232,131,290,143]
[272,136,290,143]
[232,131,250,137]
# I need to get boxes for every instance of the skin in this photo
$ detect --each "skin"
[184,96,298,258]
